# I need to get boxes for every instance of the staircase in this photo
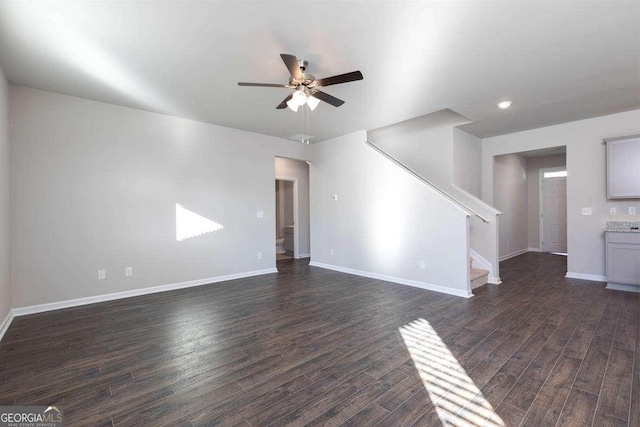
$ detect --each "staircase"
[470,257,489,289]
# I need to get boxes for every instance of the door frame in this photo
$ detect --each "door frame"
[539,166,567,252]
[275,176,299,259]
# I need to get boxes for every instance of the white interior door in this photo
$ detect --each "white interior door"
[542,177,567,253]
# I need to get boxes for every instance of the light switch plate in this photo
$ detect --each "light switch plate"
[610,207,617,216]
[257,211,264,219]
[257,252,262,260]
[331,195,338,201]
[630,207,637,215]
[582,207,592,216]
[419,260,426,269]
[98,270,106,280]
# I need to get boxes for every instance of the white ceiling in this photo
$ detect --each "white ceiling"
[0,1,638,142]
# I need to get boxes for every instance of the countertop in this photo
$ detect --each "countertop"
[605,220,640,233]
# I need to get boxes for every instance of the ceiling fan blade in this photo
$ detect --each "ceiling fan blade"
[312,90,345,107]
[238,82,286,88]
[280,54,303,80]
[276,93,293,109]
[317,71,363,87]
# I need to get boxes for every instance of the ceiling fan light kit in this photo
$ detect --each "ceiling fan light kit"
[238,53,363,111]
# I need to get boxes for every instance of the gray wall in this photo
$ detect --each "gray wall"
[310,130,471,297]
[526,154,566,249]
[274,157,310,257]
[0,66,9,323]
[10,86,312,308]
[453,128,482,198]
[483,109,640,278]
[493,153,528,258]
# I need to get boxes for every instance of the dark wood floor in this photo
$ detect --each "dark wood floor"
[0,253,638,426]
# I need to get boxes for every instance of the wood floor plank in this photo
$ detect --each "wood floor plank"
[501,347,562,411]
[494,402,526,427]
[0,253,636,426]
[593,410,629,427]
[557,387,598,427]
[375,375,424,412]
[339,402,389,427]
[519,354,581,426]
[573,336,613,395]
[597,347,634,421]
[374,387,434,427]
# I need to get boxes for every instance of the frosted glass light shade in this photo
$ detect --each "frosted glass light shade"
[286,98,299,112]
[307,95,320,111]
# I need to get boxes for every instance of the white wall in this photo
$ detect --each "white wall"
[0,66,9,323]
[367,109,471,188]
[483,110,640,279]
[275,157,310,256]
[526,154,566,249]
[10,86,312,308]
[453,128,482,198]
[310,130,471,297]
[493,154,528,258]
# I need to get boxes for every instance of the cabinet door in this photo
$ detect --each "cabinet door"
[607,135,640,199]
[607,243,640,285]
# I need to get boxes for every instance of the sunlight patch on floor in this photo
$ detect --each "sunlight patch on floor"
[399,318,504,427]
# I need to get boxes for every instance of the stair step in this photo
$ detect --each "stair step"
[471,268,489,280]
[470,268,489,290]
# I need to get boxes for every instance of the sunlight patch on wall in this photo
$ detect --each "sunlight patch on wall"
[176,204,223,242]
[370,170,408,265]
[399,318,504,426]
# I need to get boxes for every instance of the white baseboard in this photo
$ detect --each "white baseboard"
[295,253,311,259]
[11,268,278,318]
[487,278,502,285]
[499,249,529,262]
[0,309,15,343]
[606,283,640,293]
[565,272,607,282]
[309,261,472,298]
[528,247,542,252]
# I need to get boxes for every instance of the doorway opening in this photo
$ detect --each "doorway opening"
[275,179,295,260]
[275,157,310,263]
[493,146,567,262]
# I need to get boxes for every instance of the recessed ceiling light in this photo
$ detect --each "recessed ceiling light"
[497,100,512,109]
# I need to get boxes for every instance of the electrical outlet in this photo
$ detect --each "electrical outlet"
[125,267,133,277]
[257,211,264,219]
[330,248,334,256]
[257,252,262,260]
[582,207,592,216]
[630,207,637,215]
[98,270,106,280]
[610,207,617,216]
[419,260,426,269]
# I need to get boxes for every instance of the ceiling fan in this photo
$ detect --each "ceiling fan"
[238,54,363,112]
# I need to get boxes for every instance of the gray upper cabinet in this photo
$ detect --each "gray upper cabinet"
[606,134,640,199]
